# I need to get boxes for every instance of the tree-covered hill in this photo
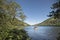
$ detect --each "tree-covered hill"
[35,17,60,26]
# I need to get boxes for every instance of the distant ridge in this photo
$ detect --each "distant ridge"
[35,18,60,26]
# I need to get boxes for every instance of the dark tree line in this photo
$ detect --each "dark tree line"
[48,0,60,19]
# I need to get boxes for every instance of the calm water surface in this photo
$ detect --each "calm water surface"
[24,26,60,40]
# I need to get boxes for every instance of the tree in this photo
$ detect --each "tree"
[48,0,60,19]
[0,0,27,40]
[18,12,26,26]
[20,12,26,21]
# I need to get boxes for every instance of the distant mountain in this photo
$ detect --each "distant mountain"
[35,18,60,26]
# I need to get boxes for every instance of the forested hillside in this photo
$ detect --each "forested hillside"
[35,18,60,26]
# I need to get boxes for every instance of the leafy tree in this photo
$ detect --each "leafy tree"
[5,29,31,40]
[0,0,27,40]
[20,12,26,21]
[19,12,26,26]
[48,0,60,19]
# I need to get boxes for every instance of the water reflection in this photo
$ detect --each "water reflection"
[34,26,38,31]
[24,26,60,40]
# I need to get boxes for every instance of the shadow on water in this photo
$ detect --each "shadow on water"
[57,33,60,40]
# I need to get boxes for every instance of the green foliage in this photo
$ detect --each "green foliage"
[20,12,26,21]
[0,29,31,40]
[0,0,30,40]
[48,0,60,19]
[5,29,31,40]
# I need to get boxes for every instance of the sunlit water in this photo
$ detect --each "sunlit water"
[24,26,60,40]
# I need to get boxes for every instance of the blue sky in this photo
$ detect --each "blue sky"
[16,0,55,25]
